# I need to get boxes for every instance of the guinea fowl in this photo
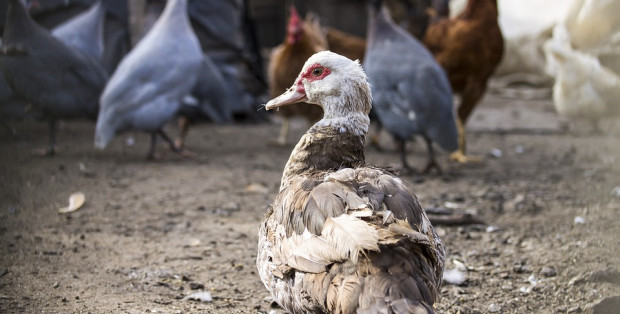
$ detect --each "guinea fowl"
[268,6,325,146]
[423,0,504,163]
[94,0,202,159]
[0,0,107,155]
[52,0,107,62]
[174,54,235,150]
[258,51,445,313]
[364,0,458,174]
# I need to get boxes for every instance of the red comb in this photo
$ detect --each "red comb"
[288,6,301,28]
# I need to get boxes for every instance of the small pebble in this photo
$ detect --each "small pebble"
[489,148,502,158]
[442,268,466,286]
[182,291,212,303]
[125,136,135,146]
[515,145,524,154]
[486,225,498,233]
[189,282,205,290]
[611,186,620,199]
[488,303,501,312]
[574,216,585,225]
[540,266,557,277]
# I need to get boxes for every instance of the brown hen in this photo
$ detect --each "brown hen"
[325,27,367,62]
[423,0,504,162]
[267,6,326,146]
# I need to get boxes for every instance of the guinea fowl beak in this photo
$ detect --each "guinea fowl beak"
[265,87,308,111]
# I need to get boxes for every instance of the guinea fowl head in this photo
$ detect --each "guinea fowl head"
[266,51,372,134]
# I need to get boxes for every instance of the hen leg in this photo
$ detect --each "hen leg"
[270,118,290,146]
[449,118,479,163]
[450,80,485,163]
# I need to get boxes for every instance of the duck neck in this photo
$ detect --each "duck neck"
[279,112,368,191]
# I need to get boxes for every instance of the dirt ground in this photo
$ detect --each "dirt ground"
[1,90,619,314]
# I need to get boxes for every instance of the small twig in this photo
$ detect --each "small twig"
[429,214,486,226]
[425,207,453,215]
[467,128,565,136]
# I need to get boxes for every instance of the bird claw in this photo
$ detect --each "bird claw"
[173,138,185,151]
[450,151,482,163]
[422,163,442,175]
[176,148,197,159]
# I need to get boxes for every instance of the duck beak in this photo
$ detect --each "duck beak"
[265,87,308,111]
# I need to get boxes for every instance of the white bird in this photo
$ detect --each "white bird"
[544,24,620,131]
[94,0,202,159]
[257,51,445,313]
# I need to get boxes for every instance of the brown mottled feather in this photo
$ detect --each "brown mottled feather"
[423,0,504,124]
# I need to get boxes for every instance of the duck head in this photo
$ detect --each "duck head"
[266,51,372,122]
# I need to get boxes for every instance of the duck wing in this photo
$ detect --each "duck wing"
[259,166,445,313]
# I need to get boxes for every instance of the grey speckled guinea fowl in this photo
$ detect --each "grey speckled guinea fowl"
[257,51,445,314]
[364,0,457,174]
[0,0,108,155]
[94,0,202,159]
[51,0,107,62]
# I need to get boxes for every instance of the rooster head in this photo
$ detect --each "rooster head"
[287,6,304,44]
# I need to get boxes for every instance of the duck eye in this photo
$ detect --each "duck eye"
[312,67,323,77]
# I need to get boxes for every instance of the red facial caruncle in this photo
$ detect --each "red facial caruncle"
[294,63,332,94]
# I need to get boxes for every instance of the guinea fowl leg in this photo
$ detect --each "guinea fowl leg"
[146,132,160,160]
[399,140,415,174]
[158,129,196,158]
[33,119,56,156]
[174,116,190,150]
[422,136,442,175]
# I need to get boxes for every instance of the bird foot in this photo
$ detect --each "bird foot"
[173,138,185,151]
[146,152,164,161]
[175,148,197,159]
[422,160,443,175]
[398,164,417,176]
[450,151,482,163]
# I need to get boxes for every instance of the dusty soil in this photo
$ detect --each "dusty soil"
[1,91,619,313]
